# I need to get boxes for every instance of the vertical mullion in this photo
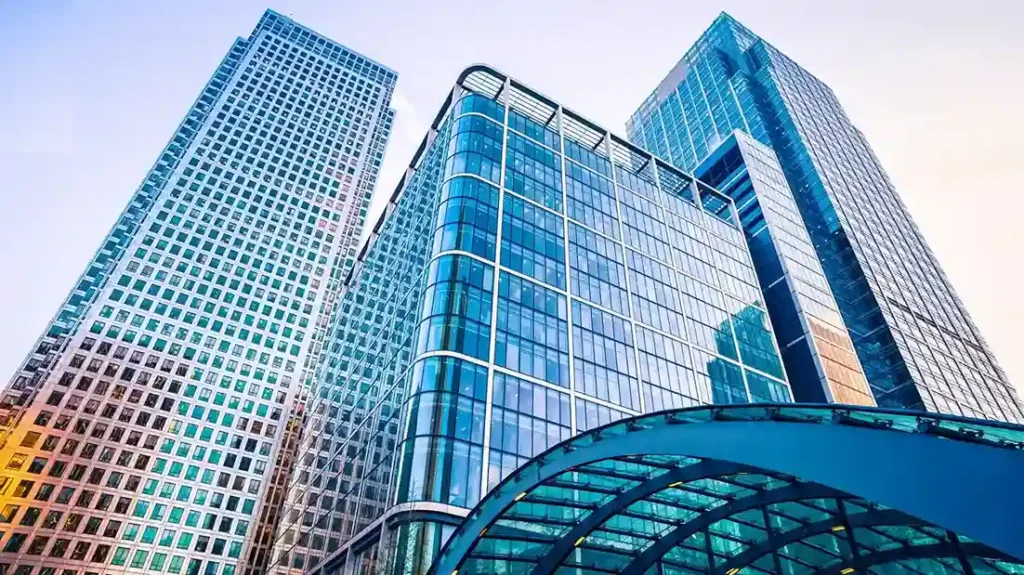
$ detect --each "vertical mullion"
[556,107,579,435]
[479,78,512,497]
[605,135,647,416]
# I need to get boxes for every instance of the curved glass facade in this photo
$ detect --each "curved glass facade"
[432,404,1024,575]
[284,66,792,575]
[395,356,487,509]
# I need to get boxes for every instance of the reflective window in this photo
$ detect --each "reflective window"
[494,274,568,387]
[416,256,493,361]
[500,193,565,289]
[397,358,487,508]
[566,162,618,239]
[505,133,562,212]
[572,301,639,410]
[568,224,629,315]
[432,176,499,260]
[488,373,570,486]
[629,250,687,338]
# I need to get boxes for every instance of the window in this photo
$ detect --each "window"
[27,457,48,474]
[111,546,130,566]
[0,504,19,523]
[63,513,83,532]
[19,506,40,526]
[42,510,62,529]
[26,535,48,555]
[20,432,41,448]
[130,549,149,568]
[92,543,111,563]
[70,540,90,560]
[34,484,54,501]
[13,480,34,498]
[55,487,75,504]
[3,533,27,553]
[34,411,53,426]
[49,537,70,558]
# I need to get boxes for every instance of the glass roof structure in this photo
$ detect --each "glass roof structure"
[428,404,1024,575]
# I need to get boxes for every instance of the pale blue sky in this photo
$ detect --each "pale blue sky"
[2,0,1023,393]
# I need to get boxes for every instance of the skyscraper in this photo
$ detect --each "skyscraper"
[628,13,1024,422]
[271,65,793,575]
[0,10,394,575]
[696,131,874,407]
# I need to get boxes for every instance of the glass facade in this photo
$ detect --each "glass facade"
[0,10,395,575]
[274,66,792,575]
[627,13,1024,421]
[697,131,873,406]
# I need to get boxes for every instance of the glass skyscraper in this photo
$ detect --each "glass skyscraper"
[0,10,394,575]
[628,13,1023,422]
[270,65,793,575]
[696,131,873,407]
[4,7,1020,575]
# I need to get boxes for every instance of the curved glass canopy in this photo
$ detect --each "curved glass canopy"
[428,404,1024,575]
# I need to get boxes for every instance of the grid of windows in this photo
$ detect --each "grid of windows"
[289,68,791,575]
[494,274,569,387]
[268,92,450,574]
[499,193,565,289]
[628,250,687,339]
[574,397,629,432]
[432,177,499,260]
[445,116,503,185]
[504,132,563,212]
[565,160,619,239]
[619,187,673,265]
[636,326,703,410]
[395,357,487,509]
[0,10,396,575]
[486,373,570,488]
[567,225,629,316]
[416,256,493,361]
[627,12,1024,421]
[696,132,869,405]
[571,301,638,410]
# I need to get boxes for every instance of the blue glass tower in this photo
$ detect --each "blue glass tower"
[628,13,1023,421]
[696,131,873,406]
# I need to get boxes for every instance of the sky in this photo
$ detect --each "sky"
[1,0,1023,395]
